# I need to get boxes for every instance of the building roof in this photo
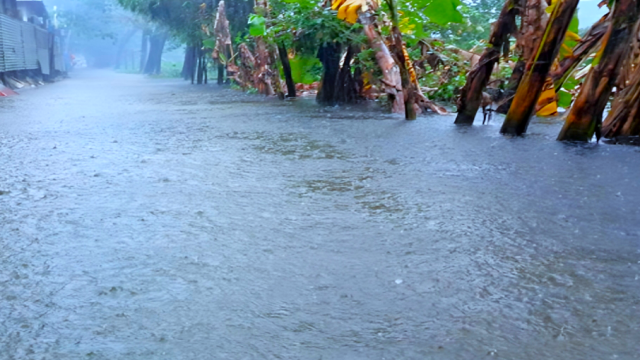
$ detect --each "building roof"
[16,0,48,19]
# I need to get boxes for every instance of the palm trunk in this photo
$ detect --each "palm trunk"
[557,0,638,142]
[278,43,296,98]
[501,0,579,135]
[455,0,518,124]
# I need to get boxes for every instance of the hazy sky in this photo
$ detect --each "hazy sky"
[577,0,608,28]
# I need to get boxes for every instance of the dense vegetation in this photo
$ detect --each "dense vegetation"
[110,0,640,142]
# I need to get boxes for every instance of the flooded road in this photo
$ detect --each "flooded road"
[1,70,639,359]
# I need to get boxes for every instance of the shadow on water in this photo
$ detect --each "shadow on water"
[1,71,639,359]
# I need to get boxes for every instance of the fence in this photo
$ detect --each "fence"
[0,13,63,75]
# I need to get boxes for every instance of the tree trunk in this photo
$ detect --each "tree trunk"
[144,32,168,75]
[501,0,579,135]
[191,47,197,84]
[196,55,203,84]
[217,62,224,85]
[181,46,195,80]
[362,20,403,113]
[196,46,205,85]
[139,29,150,73]
[496,0,548,115]
[237,43,255,89]
[387,26,416,120]
[269,44,285,99]
[212,1,232,85]
[155,34,167,74]
[254,37,275,96]
[335,44,359,104]
[557,0,638,142]
[115,28,137,70]
[278,43,296,98]
[455,0,518,124]
[316,43,342,105]
[602,62,640,138]
[143,36,159,74]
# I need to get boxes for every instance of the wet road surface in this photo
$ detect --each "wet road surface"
[1,70,639,359]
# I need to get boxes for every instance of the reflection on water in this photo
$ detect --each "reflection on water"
[1,71,639,359]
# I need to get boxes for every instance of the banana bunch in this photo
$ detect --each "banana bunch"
[331,0,368,24]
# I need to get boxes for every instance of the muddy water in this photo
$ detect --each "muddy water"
[1,71,639,359]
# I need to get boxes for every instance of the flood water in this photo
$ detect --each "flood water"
[1,70,639,359]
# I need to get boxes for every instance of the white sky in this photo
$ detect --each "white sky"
[577,0,608,29]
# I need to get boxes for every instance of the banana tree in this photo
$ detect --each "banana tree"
[332,0,461,118]
[602,57,640,138]
[210,1,233,85]
[550,13,609,91]
[251,0,364,103]
[557,0,639,142]
[500,0,579,135]
[454,0,518,125]
[361,15,405,113]
[533,10,582,116]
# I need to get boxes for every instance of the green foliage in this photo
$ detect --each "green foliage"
[559,13,580,58]
[118,0,211,45]
[160,61,183,77]
[289,55,322,83]
[420,0,502,49]
[382,0,463,40]
[557,89,572,108]
[202,38,216,49]
[562,75,579,90]
[262,0,364,55]
[423,0,464,26]
[248,14,266,36]
[416,44,466,101]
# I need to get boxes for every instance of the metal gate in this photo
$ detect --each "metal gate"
[34,27,49,75]
[0,14,55,75]
[21,21,38,70]
[52,34,63,72]
[0,14,26,72]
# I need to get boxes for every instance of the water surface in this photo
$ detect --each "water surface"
[1,71,639,359]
